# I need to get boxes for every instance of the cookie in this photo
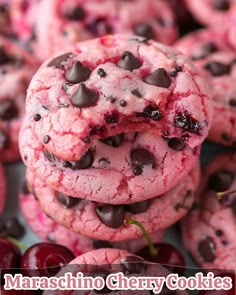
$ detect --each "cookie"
[0,36,37,162]
[25,164,199,241]
[25,34,212,162]
[185,0,236,27]
[0,162,5,214]
[20,188,166,255]
[20,120,200,204]
[182,152,236,270]
[175,30,236,146]
[13,0,177,61]
[44,248,189,295]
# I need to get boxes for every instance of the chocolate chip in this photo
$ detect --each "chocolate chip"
[83,136,90,144]
[5,217,25,239]
[122,255,146,274]
[34,114,41,121]
[208,170,234,192]
[133,166,143,176]
[95,204,125,228]
[100,134,124,148]
[126,199,151,214]
[198,237,216,262]
[119,100,127,107]
[0,46,11,66]
[130,148,156,168]
[65,6,86,20]
[215,230,223,237]
[222,132,231,141]
[131,89,142,98]
[87,18,112,36]
[136,104,162,121]
[43,149,55,163]
[22,181,30,195]
[174,111,201,134]
[65,61,91,84]
[90,269,111,294]
[106,96,117,103]
[117,51,142,71]
[71,149,94,170]
[93,240,113,249]
[133,23,154,40]
[71,83,98,108]
[63,161,73,169]
[203,42,218,54]
[168,138,186,151]
[57,192,81,209]
[213,0,230,10]
[90,125,108,137]
[170,70,177,77]
[144,68,171,88]
[98,157,110,165]
[0,129,9,149]
[43,135,50,144]
[47,53,71,68]
[97,68,106,78]
[229,99,236,107]
[0,99,18,120]
[204,61,231,76]
[105,112,119,124]
[176,66,182,72]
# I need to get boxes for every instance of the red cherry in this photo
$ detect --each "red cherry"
[0,238,21,284]
[21,243,75,277]
[137,242,185,275]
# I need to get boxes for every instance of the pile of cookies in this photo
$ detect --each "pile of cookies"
[19,34,213,255]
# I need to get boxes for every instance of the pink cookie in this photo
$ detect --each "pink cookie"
[20,120,200,204]
[43,249,188,295]
[182,152,236,270]
[25,164,199,241]
[175,30,236,146]
[0,163,5,214]
[0,36,37,162]
[185,0,236,27]
[12,0,177,61]
[20,188,166,255]
[25,34,212,162]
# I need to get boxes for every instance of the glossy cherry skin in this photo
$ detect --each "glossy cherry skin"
[136,242,185,275]
[0,238,21,284]
[21,243,75,277]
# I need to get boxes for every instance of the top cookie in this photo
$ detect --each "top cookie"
[25,34,213,162]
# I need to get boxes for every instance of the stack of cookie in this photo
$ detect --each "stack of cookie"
[19,34,213,255]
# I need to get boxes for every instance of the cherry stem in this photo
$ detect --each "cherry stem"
[125,218,158,257]
[217,188,236,200]
[7,237,27,252]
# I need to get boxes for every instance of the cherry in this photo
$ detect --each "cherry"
[137,242,185,275]
[125,219,185,275]
[0,287,36,294]
[0,238,21,284]
[21,243,75,277]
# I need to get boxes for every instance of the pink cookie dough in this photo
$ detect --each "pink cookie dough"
[25,164,200,241]
[13,0,177,61]
[182,152,236,270]
[20,188,166,255]
[43,249,189,295]
[175,30,236,146]
[20,120,200,204]
[185,0,236,27]
[0,36,37,162]
[25,34,213,163]
[0,162,5,214]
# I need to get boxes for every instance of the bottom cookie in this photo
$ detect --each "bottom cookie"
[20,189,166,256]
